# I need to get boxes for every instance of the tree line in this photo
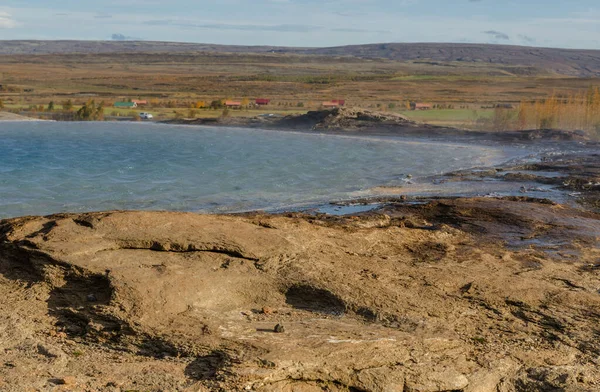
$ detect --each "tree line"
[492,87,600,137]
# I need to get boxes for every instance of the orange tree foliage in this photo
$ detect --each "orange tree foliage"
[513,87,600,137]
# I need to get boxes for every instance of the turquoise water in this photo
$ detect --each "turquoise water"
[0,122,519,218]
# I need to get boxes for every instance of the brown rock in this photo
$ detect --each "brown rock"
[54,376,77,385]
[0,196,598,391]
[405,369,469,392]
[356,367,404,392]
[261,306,274,315]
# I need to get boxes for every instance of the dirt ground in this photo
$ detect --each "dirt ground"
[1,194,599,391]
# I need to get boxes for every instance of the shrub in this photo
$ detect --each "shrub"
[593,123,600,140]
[76,100,104,121]
[492,108,517,131]
[128,111,141,121]
[210,100,223,109]
[62,99,73,111]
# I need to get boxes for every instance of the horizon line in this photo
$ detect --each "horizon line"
[1,39,599,52]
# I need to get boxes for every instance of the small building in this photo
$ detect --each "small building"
[322,99,345,108]
[114,102,137,108]
[255,98,270,105]
[132,100,148,106]
[411,103,432,111]
[225,100,242,108]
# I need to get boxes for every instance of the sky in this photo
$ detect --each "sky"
[0,1,599,49]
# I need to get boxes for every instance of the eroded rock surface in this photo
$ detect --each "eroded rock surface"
[0,197,599,391]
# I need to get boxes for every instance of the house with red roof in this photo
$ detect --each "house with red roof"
[225,100,242,108]
[255,98,270,105]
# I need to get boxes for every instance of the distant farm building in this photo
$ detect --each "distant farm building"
[322,99,345,108]
[225,100,242,108]
[114,102,137,108]
[132,100,148,106]
[255,98,271,105]
[411,103,432,111]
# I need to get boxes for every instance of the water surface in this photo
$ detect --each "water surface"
[0,122,522,218]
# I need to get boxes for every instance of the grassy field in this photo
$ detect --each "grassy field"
[398,109,496,128]
[0,51,599,128]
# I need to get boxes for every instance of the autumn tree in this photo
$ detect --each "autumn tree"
[63,99,73,111]
[517,101,529,130]
[210,100,223,109]
[96,101,105,120]
[76,100,104,121]
[492,107,515,131]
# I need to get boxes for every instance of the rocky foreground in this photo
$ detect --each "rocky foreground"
[1,197,599,391]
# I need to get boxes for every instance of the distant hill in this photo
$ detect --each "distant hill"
[1,40,600,77]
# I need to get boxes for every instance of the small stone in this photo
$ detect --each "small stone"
[54,376,77,385]
[37,344,65,359]
[86,294,97,302]
[273,324,285,333]
[262,307,273,315]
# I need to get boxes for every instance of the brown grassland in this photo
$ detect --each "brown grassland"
[0,51,599,134]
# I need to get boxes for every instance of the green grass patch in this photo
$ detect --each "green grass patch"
[390,75,499,82]
[399,109,494,123]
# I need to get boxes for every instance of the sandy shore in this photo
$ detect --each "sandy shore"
[0,111,47,121]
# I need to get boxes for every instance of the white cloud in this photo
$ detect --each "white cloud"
[0,11,17,28]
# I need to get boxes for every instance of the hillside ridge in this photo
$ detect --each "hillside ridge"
[1,40,599,76]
